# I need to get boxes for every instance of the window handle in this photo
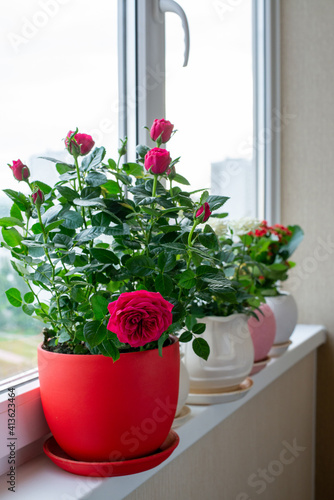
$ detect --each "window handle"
[158,0,190,67]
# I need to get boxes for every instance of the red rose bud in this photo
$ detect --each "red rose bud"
[9,159,30,181]
[65,131,95,156]
[196,202,211,223]
[32,189,44,206]
[150,119,174,143]
[144,147,171,175]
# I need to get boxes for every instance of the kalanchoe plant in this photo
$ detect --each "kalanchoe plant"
[1,120,236,361]
[234,220,304,298]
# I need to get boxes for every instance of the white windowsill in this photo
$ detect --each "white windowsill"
[0,324,326,500]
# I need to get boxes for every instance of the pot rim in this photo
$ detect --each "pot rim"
[38,334,179,358]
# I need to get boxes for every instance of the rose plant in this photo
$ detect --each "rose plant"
[1,121,236,362]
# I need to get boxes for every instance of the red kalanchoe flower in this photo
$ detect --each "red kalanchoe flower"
[196,202,211,223]
[150,118,174,143]
[65,131,95,156]
[9,160,30,181]
[107,290,174,348]
[255,228,267,237]
[32,189,44,206]
[144,147,171,174]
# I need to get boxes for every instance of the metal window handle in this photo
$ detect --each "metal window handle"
[156,0,190,67]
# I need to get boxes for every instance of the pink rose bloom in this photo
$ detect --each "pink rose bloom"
[9,160,30,181]
[196,202,211,223]
[150,119,174,143]
[144,147,171,175]
[107,290,174,348]
[65,131,95,156]
[32,189,44,205]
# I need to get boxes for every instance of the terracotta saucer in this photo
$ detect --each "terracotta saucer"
[186,377,253,405]
[43,430,179,477]
[250,356,271,375]
[173,405,191,428]
[269,340,292,357]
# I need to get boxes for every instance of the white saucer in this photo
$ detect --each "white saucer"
[250,356,271,375]
[269,340,292,357]
[186,377,253,405]
[172,405,191,428]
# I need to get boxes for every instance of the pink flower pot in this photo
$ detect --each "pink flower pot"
[248,304,276,362]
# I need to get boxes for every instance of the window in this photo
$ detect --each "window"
[166,0,256,220]
[0,0,119,382]
[0,0,280,472]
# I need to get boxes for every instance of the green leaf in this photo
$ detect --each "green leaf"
[200,190,210,204]
[41,205,63,225]
[98,338,120,361]
[10,203,23,221]
[24,292,34,304]
[57,186,79,201]
[0,217,25,228]
[81,147,106,171]
[192,323,206,335]
[70,287,87,303]
[136,144,150,158]
[90,248,119,265]
[60,210,83,229]
[173,173,190,185]
[55,163,75,175]
[125,255,156,276]
[74,227,104,243]
[155,274,173,296]
[2,227,22,247]
[123,162,144,177]
[5,288,23,307]
[73,198,106,208]
[58,330,71,343]
[179,330,193,342]
[53,234,73,249]
[192,337,210,361]
[91,294,109,321]
[177,269,196,289]
[22,304,34,316]
[83,321,107,347]
[101,180,121,195]
[3,189,30,211]
[34,180,53,194]
[206,195,229,211]
[86,172,108,187]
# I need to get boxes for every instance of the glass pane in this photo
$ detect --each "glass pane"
[0,0,118,381]
[166,1,255,220]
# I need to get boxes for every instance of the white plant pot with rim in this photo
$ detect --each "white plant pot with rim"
[175,354,190,417]
[265,292,298,344]
[183,314,254,393]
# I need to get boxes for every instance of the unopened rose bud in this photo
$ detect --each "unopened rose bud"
[195,202,211,223]
[9,160,30,181]
[144,147,171,175]
[32,188,44,206]
[150,119,174,144]
[65,130,95,157]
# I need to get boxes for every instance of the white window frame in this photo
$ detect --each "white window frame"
[0,0,280,475]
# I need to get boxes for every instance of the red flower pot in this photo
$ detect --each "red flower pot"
[38,338,180,462]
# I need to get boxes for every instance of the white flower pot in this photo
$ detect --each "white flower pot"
[265,292,298,344]
[175,355,190,417]
[183,314,254,393]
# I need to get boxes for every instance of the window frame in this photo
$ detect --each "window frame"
[0,0,281,476]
